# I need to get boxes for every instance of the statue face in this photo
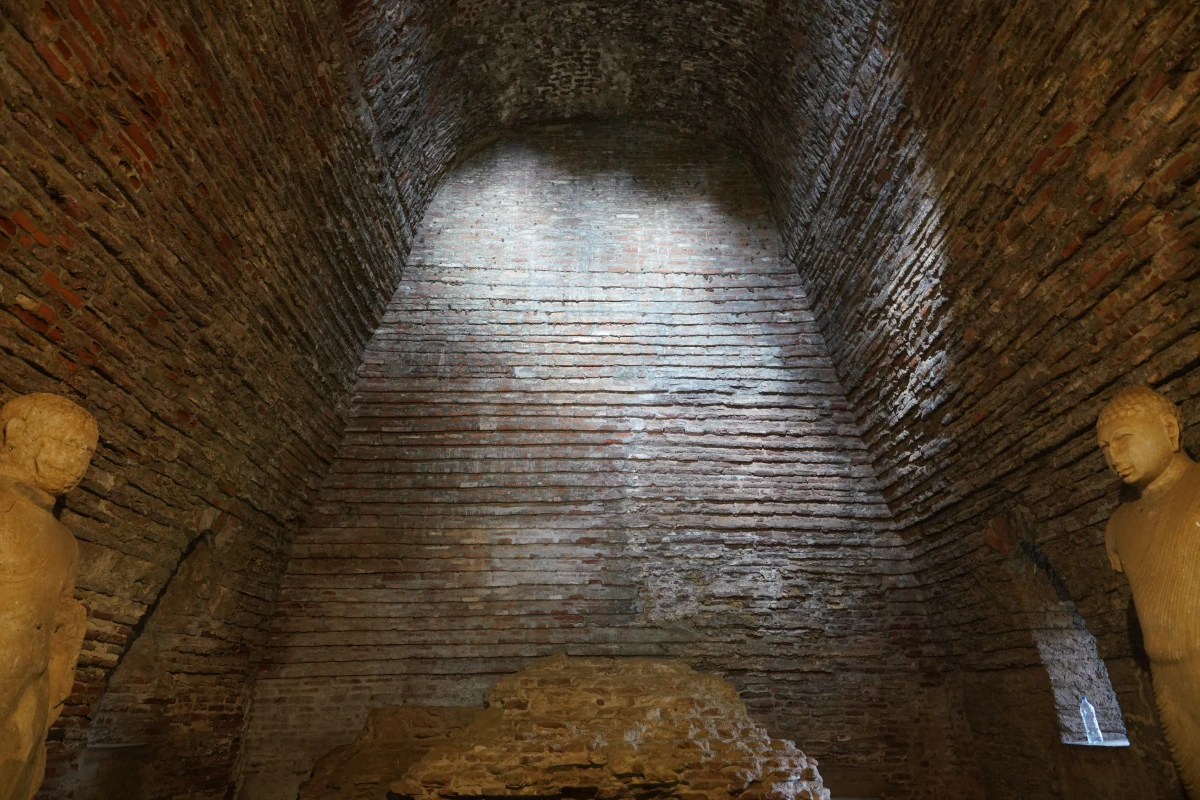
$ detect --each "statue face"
[1,415,97,496]
[31,427,97,495]
[1097,411,1177,489]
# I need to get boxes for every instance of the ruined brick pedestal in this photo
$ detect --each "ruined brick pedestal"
[299,707,480,800]
[298,656,829,800]
[385,656,828,800]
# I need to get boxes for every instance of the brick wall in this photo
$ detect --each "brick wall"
[3,0,1194,795]
[336,0,1197,793]
[780,0,1198,796]
[342,0,882,226]
[0,0,408,796]
[238,126,970,800]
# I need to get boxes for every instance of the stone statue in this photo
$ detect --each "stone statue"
[1098,386,1200,796]
[0,394,97,800]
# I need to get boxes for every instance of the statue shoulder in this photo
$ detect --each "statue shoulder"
[0,479,32,535]
[0,479,77,581]
[0,478,21,509]
[1107,500,1136,531]
[1181,458,1200,487]
[1174,460,1200,517]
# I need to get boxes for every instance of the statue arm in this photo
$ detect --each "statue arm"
[47,538,85,724]
[47,596,86,722]
[1105,517,1123,573]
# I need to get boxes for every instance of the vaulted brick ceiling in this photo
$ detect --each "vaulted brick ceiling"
[343,0,1200,558]
[340,0,872,237]
[1,0,1196,798]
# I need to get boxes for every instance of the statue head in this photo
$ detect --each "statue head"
[1096,386,1185,490]
[0,393,99,496]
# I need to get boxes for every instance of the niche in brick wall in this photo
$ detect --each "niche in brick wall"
[64,517,246,799]
[982,511,1129,747]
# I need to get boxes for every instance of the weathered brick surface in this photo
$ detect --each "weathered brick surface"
[0,0,406,796]
[336,0,1198,792]
[392,655,829,800]
[777,0,1197,796]
[341,0,877,235]
[299,705,479,800]
[240,127,968,800]
[1,0,1192,795]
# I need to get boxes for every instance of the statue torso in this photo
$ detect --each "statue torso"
[1109,461,1200,663]
[0,478,78,686]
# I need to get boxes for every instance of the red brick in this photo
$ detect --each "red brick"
[66,0,105,45]
[34,42,72,82]
[1121,206,1156,236]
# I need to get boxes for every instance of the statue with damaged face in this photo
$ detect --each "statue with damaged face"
[0,394,97,800]
[1098,386,1200,797]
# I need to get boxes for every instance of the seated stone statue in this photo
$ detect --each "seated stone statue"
[1098,386,1199,796]
[0,394,97,800]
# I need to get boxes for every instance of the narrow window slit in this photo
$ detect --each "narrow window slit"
[1017,540,1130,747]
